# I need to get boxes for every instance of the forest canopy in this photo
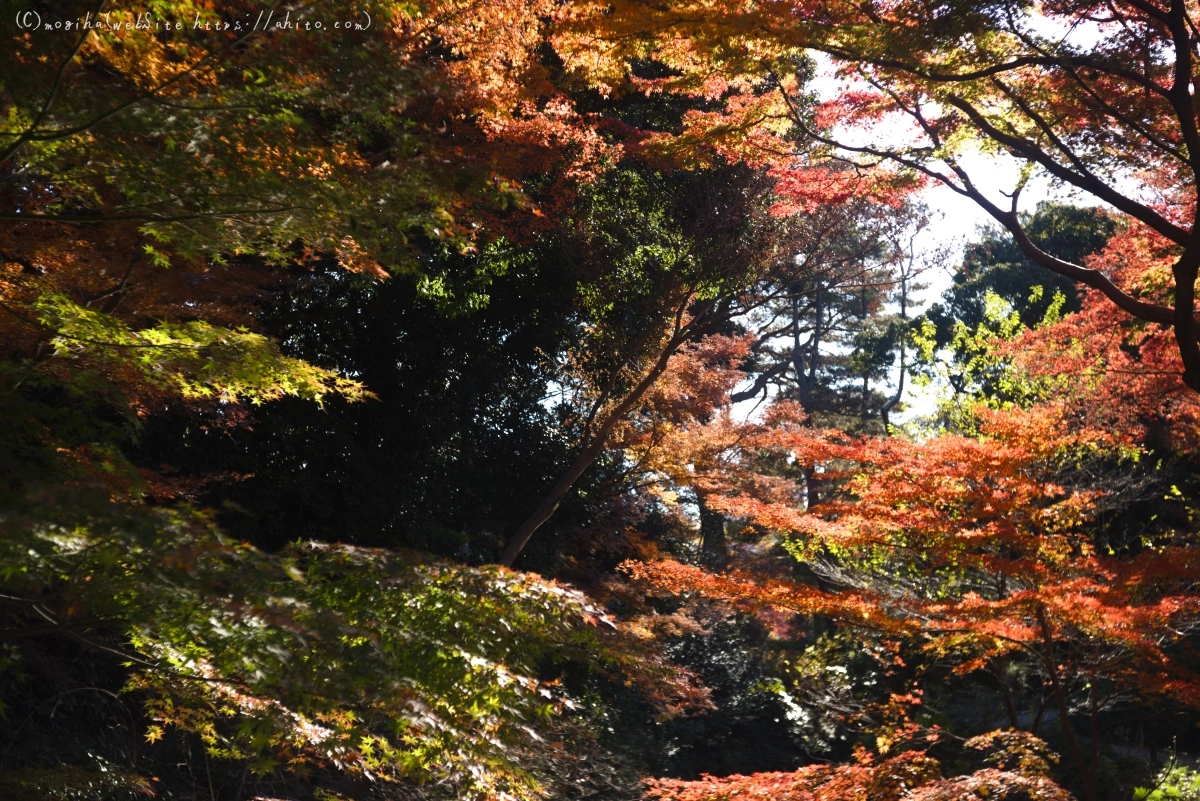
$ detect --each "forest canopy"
[2,2,1200,801]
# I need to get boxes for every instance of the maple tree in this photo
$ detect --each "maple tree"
[4,0,604,256]
[590,207,1200,800]
[622,388,1200,801]
[645,731,1072,801]
[498,164,912,566]
[553,0,1200,395]
[0,0,620,534]
[0,4,700,798]
[0,496,708,799]
[8,1,1200,800]
[0,0,626,465]
[597,210,934,565]
[1004,222,1200,445]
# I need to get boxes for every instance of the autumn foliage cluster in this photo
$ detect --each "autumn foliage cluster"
[5,2,1200,801]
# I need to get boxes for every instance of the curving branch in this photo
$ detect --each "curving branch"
[943,94,1190,244]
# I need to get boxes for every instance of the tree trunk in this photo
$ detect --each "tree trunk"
[699,499,727,571]
[499,326,691,567]
[1037,607,1096,801]
[1173,253,1200,392]
[996,657,1021,731]
[881,268,908,434]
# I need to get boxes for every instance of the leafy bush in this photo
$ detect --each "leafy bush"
[1135,765,1200,801]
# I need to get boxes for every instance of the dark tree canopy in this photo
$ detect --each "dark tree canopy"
[926,203,1118,344]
